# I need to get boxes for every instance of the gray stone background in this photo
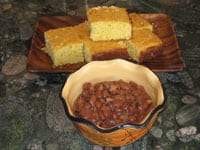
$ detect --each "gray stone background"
[0,0,200,149]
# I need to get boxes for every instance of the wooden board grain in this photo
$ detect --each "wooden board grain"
[27,14,185,73]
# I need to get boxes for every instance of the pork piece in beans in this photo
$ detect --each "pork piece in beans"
[74,80,154,128]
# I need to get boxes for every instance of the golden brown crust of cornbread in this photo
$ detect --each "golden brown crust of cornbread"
[45,22,89,50]
[44,22,89,66]
[75,22,90,39]
[92,49,130,60]
[130,29,162,52]
[84,40,130,61]
[84,40,127,54]
[139,46,162,62]
[87,6,130,22]
[128,29,163,62]
[129,13,153,31]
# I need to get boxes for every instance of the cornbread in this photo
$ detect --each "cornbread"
[129,13,153,31]
[87,6,132,41]
[127,29,163,62]
[44,22,89,66]
[84,40,129,62]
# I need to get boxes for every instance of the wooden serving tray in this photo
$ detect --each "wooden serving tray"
[27,14,185,73]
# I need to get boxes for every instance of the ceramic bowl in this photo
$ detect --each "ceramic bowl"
[62,59,164,147]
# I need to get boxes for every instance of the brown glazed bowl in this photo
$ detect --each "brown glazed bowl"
[61,59,164,147]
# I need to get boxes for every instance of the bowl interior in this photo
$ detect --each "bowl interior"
[62,59,164,125]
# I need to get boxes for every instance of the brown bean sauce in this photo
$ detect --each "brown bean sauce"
[74,80,154,128]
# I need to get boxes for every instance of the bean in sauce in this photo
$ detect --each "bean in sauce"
[74,80,154,128]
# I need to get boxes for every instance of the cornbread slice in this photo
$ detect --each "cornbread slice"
[87,6,132,41]
[44,22,89,66]
[84,40,129,62]
[129,13,153,31]
[127,29,162,62]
